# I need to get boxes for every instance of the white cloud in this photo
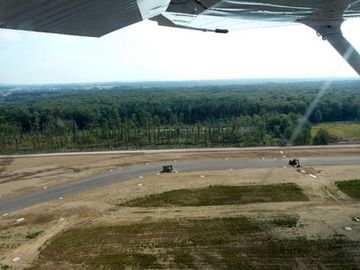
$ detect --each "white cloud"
[78,56,101,65]
[0,29,22,41]
[47,33,94,46]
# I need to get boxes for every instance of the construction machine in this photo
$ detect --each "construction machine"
[289,159,301,167]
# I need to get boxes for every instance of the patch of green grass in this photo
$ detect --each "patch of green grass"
[271,215,299,228]
[120,183,309,207]
[31,217,360,269]
[26,231,43,240]
[311,122,360,137]
[336,180,360,199]
[172,249,195,269]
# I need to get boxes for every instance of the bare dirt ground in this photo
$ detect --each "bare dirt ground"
[0,146,359,269]
[1,145,359,199]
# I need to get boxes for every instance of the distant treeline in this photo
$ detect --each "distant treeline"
[0,80,359,153]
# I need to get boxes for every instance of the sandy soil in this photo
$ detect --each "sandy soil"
[0,146,359,269]
[1,146,359,199]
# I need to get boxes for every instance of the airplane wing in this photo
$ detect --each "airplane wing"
[1,0,360,74]
[0,0,148,37]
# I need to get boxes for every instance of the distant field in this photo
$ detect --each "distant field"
[336,180,360,199]
[29,217,360,270]
[120,184,309,207]
[311,122,360,137]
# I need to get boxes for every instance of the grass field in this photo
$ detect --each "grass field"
[27,217,360,270]
[336,180,360,199]
[311,122,360,137]
[119,184,309,207]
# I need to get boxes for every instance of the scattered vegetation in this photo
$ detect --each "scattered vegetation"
[336,180,360,199]
[312,128,331,145]
[271,215,299,228]
[30,217,360,269]
[120,183,309,207]
[26,231,43,240]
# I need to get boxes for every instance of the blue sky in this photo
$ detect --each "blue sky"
[0,18,359,84]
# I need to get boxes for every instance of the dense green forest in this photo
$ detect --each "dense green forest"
[1,80,360,154]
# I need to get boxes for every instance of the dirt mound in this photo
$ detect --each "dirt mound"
[297,166,320,175]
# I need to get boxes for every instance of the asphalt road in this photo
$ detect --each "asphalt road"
[0,156,359,215]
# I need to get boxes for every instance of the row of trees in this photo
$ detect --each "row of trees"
[0,80,356,153]
[0,114,315,153]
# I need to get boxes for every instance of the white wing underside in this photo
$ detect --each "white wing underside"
[159,0,360,31]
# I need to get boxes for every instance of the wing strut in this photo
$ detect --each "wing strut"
[325,32,360,75]
[303,20,360,76]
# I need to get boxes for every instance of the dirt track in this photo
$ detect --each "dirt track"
[1,145,359,199]
[0,146,359,269]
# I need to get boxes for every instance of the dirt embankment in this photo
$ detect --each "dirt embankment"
[1,146,359,199]
[0,146,359,269]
